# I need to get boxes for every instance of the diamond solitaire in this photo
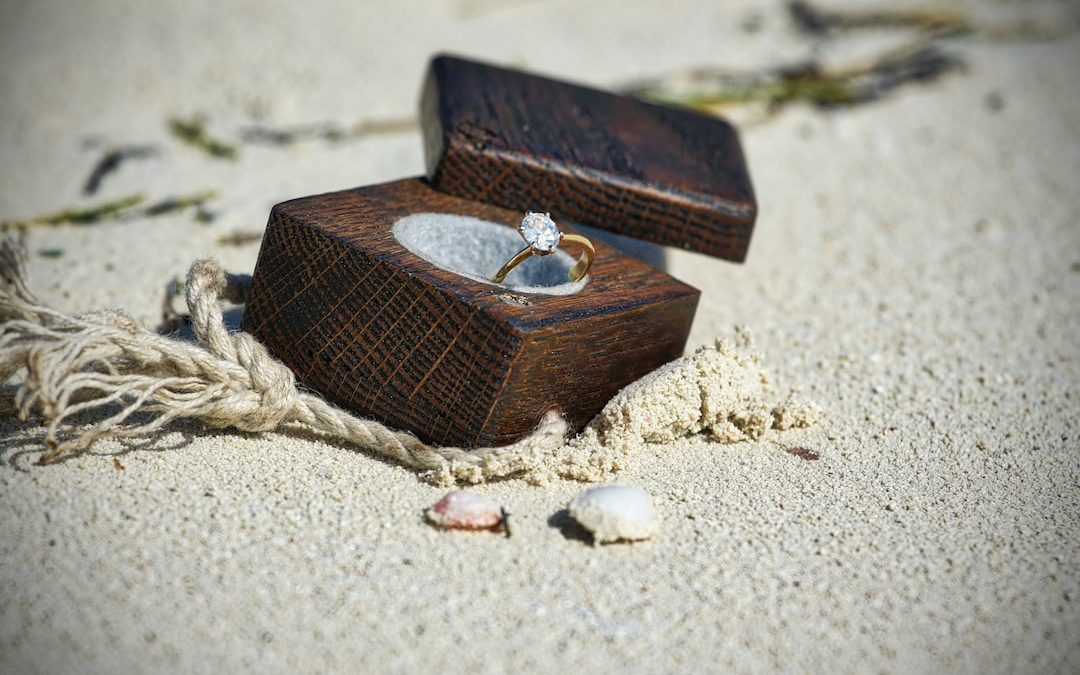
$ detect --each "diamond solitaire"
[519,212,561,253]
[492,211,595,285]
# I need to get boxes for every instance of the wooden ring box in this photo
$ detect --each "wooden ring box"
[242,55,757,447]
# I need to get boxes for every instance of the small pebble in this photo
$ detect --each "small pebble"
[568,485,658,544]
[426,490,503,530]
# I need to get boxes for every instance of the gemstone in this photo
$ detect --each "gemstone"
[519,212,561,252]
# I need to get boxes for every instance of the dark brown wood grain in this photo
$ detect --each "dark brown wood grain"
[421,54,758,262]
[242,178,700,448]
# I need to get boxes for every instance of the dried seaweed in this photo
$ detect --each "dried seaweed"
[168,116,238,160]
[240,116,417,146]
[216,230,263,247]
[4,190,218,230]
[3,194,146,229]
[624,0,1064,116]
[83,145,159,195]
[789,0,1067,42]
[624,43,963,111]
[789,0,971,38]
[140,190,217,221]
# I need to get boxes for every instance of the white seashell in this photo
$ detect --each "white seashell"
[568,485,658,544]
[426,490,504,530]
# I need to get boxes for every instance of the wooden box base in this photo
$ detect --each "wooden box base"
[242,178,700,447]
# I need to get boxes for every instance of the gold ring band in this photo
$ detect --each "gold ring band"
[492,212,595,285]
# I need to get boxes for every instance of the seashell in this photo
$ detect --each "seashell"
[568,485,658,544]
[426,490,504,530]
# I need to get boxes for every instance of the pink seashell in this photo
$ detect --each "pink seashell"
[426,490,504,530]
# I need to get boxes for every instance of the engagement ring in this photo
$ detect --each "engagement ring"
[492,212,595,284]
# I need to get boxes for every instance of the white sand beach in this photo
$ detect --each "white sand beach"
[1,0,1078,672]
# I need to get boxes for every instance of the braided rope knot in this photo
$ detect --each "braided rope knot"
[227,332,298,432]
[185,258,298,432]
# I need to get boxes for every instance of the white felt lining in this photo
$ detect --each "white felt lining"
[392,212,588,295]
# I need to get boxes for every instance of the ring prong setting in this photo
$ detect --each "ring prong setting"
[519,211,562,254]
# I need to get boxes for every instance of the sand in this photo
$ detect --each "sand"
[1,0,1078,673]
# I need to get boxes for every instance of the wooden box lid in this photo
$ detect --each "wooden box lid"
[421,55,758,262]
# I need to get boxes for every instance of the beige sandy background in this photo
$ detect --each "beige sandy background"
[2,0,1078,672]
